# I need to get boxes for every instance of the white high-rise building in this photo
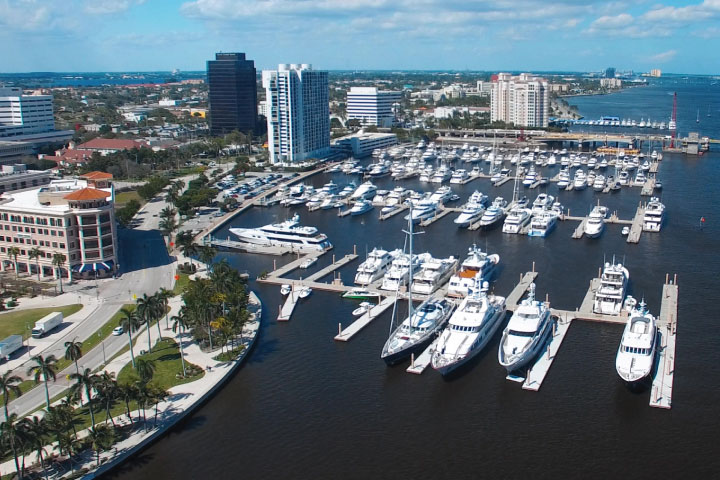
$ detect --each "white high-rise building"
[262,64,330,164]
[0,87,55,138]
[346,87,401,127]
[490,73,549,128]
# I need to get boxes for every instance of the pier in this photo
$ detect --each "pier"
[626,206,646,244]
[506,271,539,309]
[305,254,359,282]
[419,208,453,227]
[493,177,513,187]
[266,251,329,279]
[641,178,656,196]
[379,205,408,221]
[522,316,573,391]
[650,277,678,409]
[334,296,395,341]
[277,286,301,321]
[572,217,588,239]
[406,338,439,374]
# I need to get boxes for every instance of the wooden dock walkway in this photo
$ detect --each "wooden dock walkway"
[522,316,573,391]
[493,177,512,187]
[277,286,301,321]
[379,205,408,221]
[649,162,659,173]
[267,251,328,278]
[506,271,539,310]
[460,174,482,185]
[572,217,588,239]
[406,338,439,374]
[305,254,358,282]
[641,178,656,196]
[579,278,600,313]
[626,206,645,244]
[650,280,678,409]
[334,296,396,341]
[420,208,452,227]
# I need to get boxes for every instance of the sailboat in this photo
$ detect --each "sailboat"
[381,202,455,365]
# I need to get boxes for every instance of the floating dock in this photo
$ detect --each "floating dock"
[406,338,439,374]
[277,286,301,321]
[493,177,513,187]
[420,208,453,227]
[641,178,656,196]
[572,217,588,239]
[626,206,645,244]
[334,296,396,341]
[305,254,358,282]
[650,279,678,409]
[523,316,574,391]
[267,250,329,279]
[506,271,539,310]
[379,205,408,221]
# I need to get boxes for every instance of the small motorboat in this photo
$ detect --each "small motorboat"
[280,284,291,296]
[352,301,376,316]
[298,286,312,299]
[621,226,630,236]
[299,257,318,269]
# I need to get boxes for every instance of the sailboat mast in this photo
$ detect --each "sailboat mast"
[407,202,414,318]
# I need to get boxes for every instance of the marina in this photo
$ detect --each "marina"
[650,277,679,409]
[334,296,396,342]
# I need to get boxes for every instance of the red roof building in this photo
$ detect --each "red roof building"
[76,138,147,154]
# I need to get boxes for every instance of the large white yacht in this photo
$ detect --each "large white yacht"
[411,256,458,295]
[527,211,557,237]
[354,248,395,285]
[351,181,378,200]
[380,252,431,291]
[453,191,488,227]
[615,301,657,384]
[531,193,554,215]
[498,284,554,373]
[643,197,665,232]
[584,205,608,238]
[404,199,437,224]
[447,245,500,297]
[593,261,630,315]
[229,214,332,252]
[477,197,507,229]
[502,206,532,234]
[432,280,507,375]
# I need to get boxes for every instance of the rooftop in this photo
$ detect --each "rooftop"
[63,187,111,201]
[76,138,146,150]
[0,178,112,213]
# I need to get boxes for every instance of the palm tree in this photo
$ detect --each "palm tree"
[118,307,140,368]
[64,339,83,375]
[1,413,23,478]
[21,415,50,480]
[150,385,169,426]
[159,206,177,221]
[69,368,98,431]
[159,217,177,240]
[181,242,199,267]
[118,383,137,425]
[158,287,173,329]
[135,358,156,384]
[28,247,43,282]
[95,372,118,427]
[27,354,58,410]
[7,246,20,279]
[171,313,188,377]
[172,179,186,193]
[54,432,81,473]
[52,253,67,293]
[0,371,23,421]
[88,424,115,466]
[136,293,158,350]
[198,245,218,271]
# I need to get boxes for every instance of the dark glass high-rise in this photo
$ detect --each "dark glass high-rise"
[207,52,257,136]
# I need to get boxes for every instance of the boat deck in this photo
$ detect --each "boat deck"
[522,316,573,391]
[406,338,439,374]
[650,280,678,409]
[334,296,396,342]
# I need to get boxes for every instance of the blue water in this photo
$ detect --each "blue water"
[107,80,720,479]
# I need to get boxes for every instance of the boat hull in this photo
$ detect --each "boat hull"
[498,318,554,373]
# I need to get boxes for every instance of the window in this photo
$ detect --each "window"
[59,243,65,249]
[58,231,64,237]
[52,242,57,248]
[51,231,56,236]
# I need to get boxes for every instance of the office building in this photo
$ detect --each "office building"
[0,172,118,280]
[0,87,55,139]
[346,87,402,127]
[333,132,397,158]
[490,73,549,128]
[262,64,330,164]
[207,52,258,136]
[605,67,616,79]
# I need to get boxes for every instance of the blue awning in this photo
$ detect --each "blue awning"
[72,260,114,273]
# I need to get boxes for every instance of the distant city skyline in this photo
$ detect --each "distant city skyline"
[2,0,720,75]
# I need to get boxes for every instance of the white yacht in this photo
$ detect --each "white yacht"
[498,284,554,373]
[368,163,390,178]
[430,165,451,183]
[371,189,390,206]
[522,168,537,187]
[432,280,507,375]
[527,211,557,237]
[502,206,532,234]
[593,175,606,191]
[477,197,507,228]
[229,214,332,252]
[593,261,630,316]
[380,253,430,291]
[429,186,453,204]
[573,170,587,190]
[349,199,373,216]
[447,245,500,297]
[643,197,665,232]
[453,201,485,228]
[584,205,608,239]
[557,169,570,189]
[633,171,647,186]
[411,256,458,295]
[531,193,554,215]
[354,248,395,285]
[351,181,377,200]
[449,169,469,184]
[615,302,657,384]
[404,199,437,224]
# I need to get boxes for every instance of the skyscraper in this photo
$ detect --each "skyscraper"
[346,87,401,127]
[490,73,549,128]
[262,64,330,164]
[207,52,257,136]
[0,87,55,138]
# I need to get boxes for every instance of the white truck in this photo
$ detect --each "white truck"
[31,312,63,338]
[0,335,23,360]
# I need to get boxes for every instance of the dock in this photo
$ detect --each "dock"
[460,174,482,185]
[419,208,453,227]
[626,206,645,244]
[506,271,539,310]
[277,286,301,321]
[650,279,678,409]
[641,178,656,196]
[379,205,408,221]
[337,207,354,217]
[305,254,358,282]
[406,338,439,374]
[266,250,328,279]
[522,315,573,391]
[572,217,588,239]
[493,176,512,187]
[334,296,396,341]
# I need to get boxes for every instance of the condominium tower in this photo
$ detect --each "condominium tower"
[346,87,401,127]
[207,52,258,136]
[0,87,55,139]
[262,64,330,164]
[490,73,549,128]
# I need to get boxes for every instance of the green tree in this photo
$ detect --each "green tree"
[28,247,43,282]
[52,253,67,293]
[27,355,58,410]
[0,371,23,422]
[171,313,188,377]
[198,245,218,271]
[7,246,20,279]
[119,307,141,368]
[69,368,98,431]
[21,415,50,480]
[88,424,115,466]
[1,413,23,478]
[64,338,83,375]
[135,358,156,384]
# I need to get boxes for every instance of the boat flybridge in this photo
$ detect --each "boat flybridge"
[584,205,609,239]
[498,283,554,373]
[615,301,657,385]
[229,214,332,252]
[593,260,630,316]
[431,278,507,375]
[354,248,396,285]
[380,252,431,292]
[411,256,458,295]
[642,197,665,232]
[447,244,500,297]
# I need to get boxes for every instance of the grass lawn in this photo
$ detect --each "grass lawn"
[117,338,203,391]
[0,304,83,340]
[172,272,191,296]
[114,190,144,208]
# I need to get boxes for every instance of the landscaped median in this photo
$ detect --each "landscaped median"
[0,304,82,340]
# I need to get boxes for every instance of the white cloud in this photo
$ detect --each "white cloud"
[648,49,677,62]
[84,0,146,15]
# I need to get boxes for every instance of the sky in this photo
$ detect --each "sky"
[2,0,720,74]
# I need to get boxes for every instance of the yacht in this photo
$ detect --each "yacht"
[349,200,374,216]
[351,181,378,200]
[531,193,554,215]
[384,187,409,209]
[618,170,630,186]
[432,280,507,375]
[354,248,395,285]
[453,201,485,228]
[593,175,606,191]
[429,186,453,204]
[411,256,458,295]
[557,169,571,189]
[405,199,438,224]
[431,165,452,183]
[368,163,390,178]
[615,302,657,385]
[522,168,537,187]
[449,169,469,184]
[447,245,500,297]
[573,170,587,190]
[642,197,665,232]
[633,171,647,186]
[498,284,554,373]
[229,214,332,252]
[342,287,381,300]
[584,205,608,239]
[527,211,557,237]
[593,261,630,316]
[502,206,532,234]
[380,252,430,291]
[478,197,507,228]
[371,189,390,206]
